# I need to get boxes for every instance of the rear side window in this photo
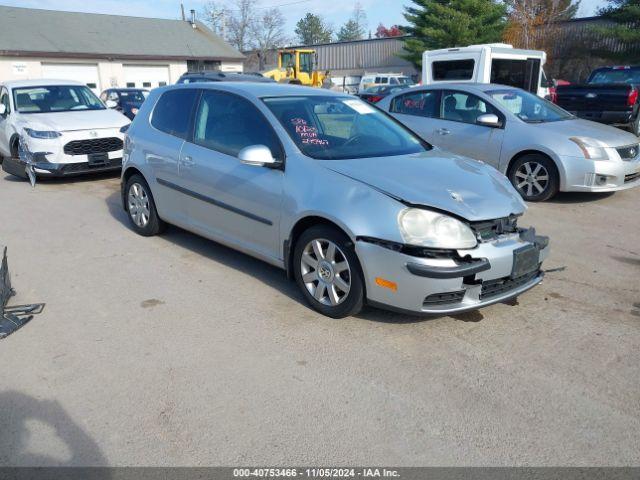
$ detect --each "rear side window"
[193,91,282,160]
[151,89,199,139]
[391,90,440,118]
[432,60,475,81]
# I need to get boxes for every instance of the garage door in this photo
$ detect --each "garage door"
[123,65,170,90]
[42,63,100,95]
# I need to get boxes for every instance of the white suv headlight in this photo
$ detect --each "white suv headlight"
[569,137,611,160]
[24,128,61,139]
[398,208,477,249]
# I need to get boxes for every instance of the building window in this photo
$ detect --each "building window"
[159,82,167,87]
[187,60,222,72]
[126,82,135,88]
[143,82,152,88]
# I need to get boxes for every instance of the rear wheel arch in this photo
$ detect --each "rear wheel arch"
[121,166,145,210]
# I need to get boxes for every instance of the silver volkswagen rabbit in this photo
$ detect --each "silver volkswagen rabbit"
[120,83,549,318]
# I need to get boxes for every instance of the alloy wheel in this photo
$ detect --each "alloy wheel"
[128,183,151,228]
[514,161,549,198]
[300,238,351,307]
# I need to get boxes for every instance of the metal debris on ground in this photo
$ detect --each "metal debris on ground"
[0,245,44,339]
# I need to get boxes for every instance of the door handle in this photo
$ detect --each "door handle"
[436,128,451,136]
[181,155,195,167]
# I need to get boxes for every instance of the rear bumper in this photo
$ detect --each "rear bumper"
[568,110,635,127]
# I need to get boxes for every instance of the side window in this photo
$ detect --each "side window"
[432,60,475,81]
[380,77,389,84]
[193,91,282,160]
[441,90,498,125]
[390,90,440,118]
[374,77,381,84]
[151,89,199,139]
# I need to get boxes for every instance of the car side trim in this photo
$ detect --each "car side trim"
[406,258,491,279]
[156,177,273,226]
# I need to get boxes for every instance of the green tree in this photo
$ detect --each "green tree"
[295,13,333,45]
[594,0,640,62]
[402,0,508,66]
[337,20,364,42]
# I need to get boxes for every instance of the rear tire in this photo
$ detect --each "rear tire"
[508,154,559,202]
[124,174,166,236]
[293,225,364,319]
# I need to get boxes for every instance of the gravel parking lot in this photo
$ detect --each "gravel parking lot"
[0,172,639,466]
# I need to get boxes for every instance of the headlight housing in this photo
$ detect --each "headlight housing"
[398,208,477,249]
[569,137,611,160]
[24,128,61,139]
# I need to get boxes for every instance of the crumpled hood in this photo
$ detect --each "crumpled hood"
[17,109,130,132]
[532,118,639,147]
[322,149,526,221]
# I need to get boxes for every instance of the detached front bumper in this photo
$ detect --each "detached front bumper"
[3,155,122,177]
[356,230,549,315]
[560,155,640,192]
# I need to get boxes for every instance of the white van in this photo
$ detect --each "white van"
[421,43,550,98]
[358,74,414,94]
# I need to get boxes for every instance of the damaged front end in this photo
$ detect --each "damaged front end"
[1,135,40,187]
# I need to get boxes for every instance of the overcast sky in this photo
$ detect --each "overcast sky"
[1,0,605,42]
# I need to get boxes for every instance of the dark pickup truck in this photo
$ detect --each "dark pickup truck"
[555,66,640,136]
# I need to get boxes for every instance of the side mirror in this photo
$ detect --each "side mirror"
[238,145,279,167]
[105,99,118,109]
[476,113,502,128]
[0,104,6,116]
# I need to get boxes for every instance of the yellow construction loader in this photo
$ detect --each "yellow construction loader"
[262,49,328,88]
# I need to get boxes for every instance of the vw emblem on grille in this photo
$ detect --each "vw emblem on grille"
[89,131,98,138]
[586,92,598,99]
[448,190,464,202]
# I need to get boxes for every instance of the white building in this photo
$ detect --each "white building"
[0,5,244,94]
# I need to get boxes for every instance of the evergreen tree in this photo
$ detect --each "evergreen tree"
[402,0,507,66]
[594,0,640,62]
[337,20,364,42]
[295,13,333,45]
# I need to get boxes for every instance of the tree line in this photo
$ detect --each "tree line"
[201,0,639,65]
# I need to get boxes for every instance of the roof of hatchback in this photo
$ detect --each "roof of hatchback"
[173,82,346,98]
[416,83,522,93]
[2,79,85,89]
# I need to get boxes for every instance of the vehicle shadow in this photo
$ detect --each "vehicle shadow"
[547,191,615,204]
[0,391,109,471]
[104,191,306,308]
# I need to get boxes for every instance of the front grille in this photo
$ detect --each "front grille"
[480,270,539,300]
[62,158,122,173]
[625,172,640,183]
[64,137,123,156]
[617,144,639,161]
[423,290,465,307]
[470,216,519,242]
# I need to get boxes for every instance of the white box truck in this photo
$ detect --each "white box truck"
[421,43,550,98]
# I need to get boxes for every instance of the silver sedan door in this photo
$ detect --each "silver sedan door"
[387,89,442,145]
[178,90,284,261]
[433,90,505,167]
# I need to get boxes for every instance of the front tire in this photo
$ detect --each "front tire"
[509,154,559,202]
[293,225,364,319]
[124,174,166,236]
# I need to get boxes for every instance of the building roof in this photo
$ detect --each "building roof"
[0,5,244,61]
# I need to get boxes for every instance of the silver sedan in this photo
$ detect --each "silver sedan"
[121,83,549,318]
[377,83,640,201]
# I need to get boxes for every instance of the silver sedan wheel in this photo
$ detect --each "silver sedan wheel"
[300,238,351,307]
[128,182,151,228]
[515,161,549,197]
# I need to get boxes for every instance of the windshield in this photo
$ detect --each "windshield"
[119,91,147,104]
[394,77,413,85]
[263,95,429,160]
[13,85,105,114]
[488,89,573,123]
[589,68,640,84]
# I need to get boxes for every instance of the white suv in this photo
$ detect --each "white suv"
[0,79,130,179]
